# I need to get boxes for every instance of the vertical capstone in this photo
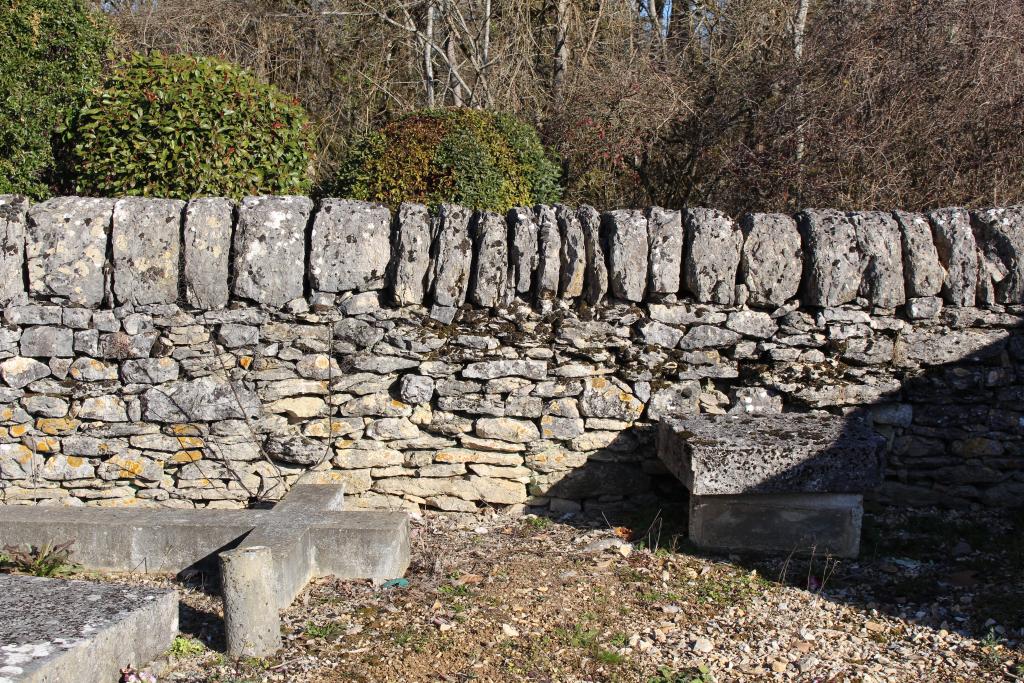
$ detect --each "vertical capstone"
[232,195,312,308]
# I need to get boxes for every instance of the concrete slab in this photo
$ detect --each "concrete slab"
[688,493,864,558]
[658,413,886,495]
[0,574,176,683]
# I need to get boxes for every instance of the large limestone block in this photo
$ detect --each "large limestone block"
[646,207,683,296]
[893,211,944,298]
[848,211,905,308]
[0,195,28,304]
[928,207,977,307]
[507,207,538,299]
[430,204,473,318]
[658,413,886,495]
[184,198,233,309]
[391,202,433,306]
[684,208,742,305]
[895,328,1008,365]
[739,213,802,307]
[27,197,114,306]
[112,197,185,306]
[309,199,391,293]
[534,205,561,303]
[142,376,262,422]
[972,206,1024,304]
[556,204,586,298]
[578,205,608,305]
[469,211,508,308]
[797,209,861,307]
[603,209,648,302]
[232,196,312,307]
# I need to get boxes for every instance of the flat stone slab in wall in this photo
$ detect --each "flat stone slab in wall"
[658,413,886,496]
[0,574,177,683]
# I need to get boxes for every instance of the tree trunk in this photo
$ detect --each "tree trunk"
[424,2,436,107]
[553,0,569,106]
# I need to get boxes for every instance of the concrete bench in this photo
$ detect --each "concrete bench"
[658,413,886,557]
[0,484,410,658]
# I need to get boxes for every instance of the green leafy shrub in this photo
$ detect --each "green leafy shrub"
[0,0,109,199]
[64,53,312,199]
[333,109,562,212]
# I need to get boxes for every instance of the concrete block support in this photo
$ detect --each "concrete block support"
[688,493,864,558]
[220,545,284,657]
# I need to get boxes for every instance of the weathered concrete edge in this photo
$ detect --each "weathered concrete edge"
[17,581,178,683]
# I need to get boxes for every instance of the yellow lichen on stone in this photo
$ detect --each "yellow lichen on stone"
[36,417,80,435]
[168,450,202,464]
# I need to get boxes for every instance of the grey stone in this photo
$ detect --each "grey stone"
[578,205,608,305]
[972,206,1024,304]
[463,360,547,380]
[0,194,27,304]
[475,417,540,443]
[739,213,802,307]
[470,211,508,307]
[647,382,700,421]
[534,204,561,303]
[725,310,777,339]
[797,209,862,307]
[905,296,943,320]
[20,325,73,357]
[603,209,648,302]
[98,330,158,359]
[896,328,1007,365]
[334,318,384,350]
[646,207,683,295]
[678,325,741,350]
[929,207,977,306]
[218,323,260,348]
[1,356,50,388]
[309,199,391,293]
[112,197,185,305]
[233,196,312,307]
[0,573,177,683]
[658,413,886,495]
[539,415,585,440]
[61,308,91,329]
[507,207,538,299]
[637,320,684,347]
[338,291,382,315]
[849,211,905,307]
[399,374,435,404]
[78,395,129,422]
[391,202,434,306]
[580,377,644,422]
[4,304,62,326]
[142,376,262,422]
[556,204,586,298]
[430,204,473,315]
[69,357,118,381]
[122,357,180,384]
[23,395,68,417]
[728,387,782,415]
[26,197,113,306]
[893,211,944,297]
[184,198,234,309]
[685,208,743,305]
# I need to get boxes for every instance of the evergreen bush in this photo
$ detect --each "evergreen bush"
[65,53,312,199]
[334,109,561,212]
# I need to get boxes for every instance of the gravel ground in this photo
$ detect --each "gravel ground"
[89,505,1024,682]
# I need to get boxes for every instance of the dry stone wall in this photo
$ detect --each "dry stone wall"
[0,195,1022,512]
